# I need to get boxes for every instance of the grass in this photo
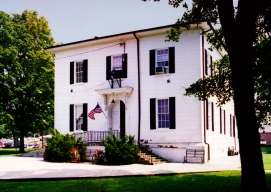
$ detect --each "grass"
[0,147,270,191]
[0,171,270,192]
[262,146,271,170]
[0,148,40,156]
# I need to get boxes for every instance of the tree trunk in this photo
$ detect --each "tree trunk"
[19,134,25,153]
[216,0,267,190]
[230,46,267,191]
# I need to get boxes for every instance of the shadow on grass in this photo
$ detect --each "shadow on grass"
[0,171,270,192]
[262,146,271,154]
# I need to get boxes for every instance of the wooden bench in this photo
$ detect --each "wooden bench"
[183,149,205,164]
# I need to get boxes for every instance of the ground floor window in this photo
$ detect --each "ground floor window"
[150,97,175,130]
[70,103,88,132]
[157,99,169,128]
[75,105,83,131]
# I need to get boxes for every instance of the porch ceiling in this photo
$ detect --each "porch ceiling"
[95,86,133,95]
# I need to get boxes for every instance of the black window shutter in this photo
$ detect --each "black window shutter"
[233,116,236,137]
[230,114,232,137]
[150,98,156,129]
[202,35,205,77]
[70,104,74,132]
[210,56,213,76]
[150,50,155,76]
[169,97,176,129]
[106,56,111,80]
[206,100,209,130]
[224,110,226,135]
[205,50,208,75]
[211,102,214,131]
[220,108,222,134]
[168,47,175,74]
[83,103,88,131]
[122,54,127,78]
[83,60,88,83]
[70,62,74,84]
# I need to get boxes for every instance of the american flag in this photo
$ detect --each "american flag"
[88,104,103,120]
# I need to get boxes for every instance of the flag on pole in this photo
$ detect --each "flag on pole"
[88,103,103,120]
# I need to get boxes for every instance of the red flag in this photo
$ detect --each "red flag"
[88,104,103,120]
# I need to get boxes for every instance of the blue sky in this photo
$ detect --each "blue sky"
[1,0,185,44]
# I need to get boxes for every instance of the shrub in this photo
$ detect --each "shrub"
[102,134,140,165]
[44,130,86,162]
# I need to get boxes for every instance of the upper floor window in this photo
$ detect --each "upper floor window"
[157,49,169,74]
[150,47,175,75]
[106,54,127,80]
[76,61,84,83]
[112,55,123,71]
[204,50,212,76]
[70,60,88,84]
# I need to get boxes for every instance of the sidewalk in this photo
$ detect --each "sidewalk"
[0,155,243,180]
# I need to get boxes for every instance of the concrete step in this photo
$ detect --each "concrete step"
[138,149,170,165]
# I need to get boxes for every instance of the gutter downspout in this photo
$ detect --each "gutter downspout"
[133,32,141,144]
[202,32,210,162]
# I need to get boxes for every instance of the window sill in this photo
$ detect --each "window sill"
[153,129,172,132]
[71,83,86,86]
[153,73,171,76]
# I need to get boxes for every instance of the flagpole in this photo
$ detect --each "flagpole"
[98,102,107,118]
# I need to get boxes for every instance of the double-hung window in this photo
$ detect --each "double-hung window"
[76,61,84,83]
[157,99,169,128]
[75,105,83,131]
[69,103,88,132]
[106,54,127,80]
[156,49,169,74]
[150,97,175,129]
[206,100,214,131]
[70,60,88,84]
[150,47,175,75]
[112,55,123,71]
[204,50,212,76]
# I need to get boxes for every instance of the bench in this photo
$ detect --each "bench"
[183,149,205,164]
[86,149,96,164]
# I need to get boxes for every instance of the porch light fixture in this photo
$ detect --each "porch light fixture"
[111,93,116,103]
[108,69,121,89]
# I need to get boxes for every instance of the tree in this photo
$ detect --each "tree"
[0,10,55,153]
[185,37,271,127]
[143,0,270,190]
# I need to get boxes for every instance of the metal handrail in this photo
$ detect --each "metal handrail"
[71,130,120,145]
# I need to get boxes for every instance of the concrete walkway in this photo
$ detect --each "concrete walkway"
[0,155,244,180]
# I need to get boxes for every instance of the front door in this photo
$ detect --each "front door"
[111,100,125,138]
[120,100,125,138]
[112,101,120,131]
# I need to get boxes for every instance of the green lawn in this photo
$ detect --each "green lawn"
[0,171,270,192]
[262,146,271,170]
[0,148,38,156]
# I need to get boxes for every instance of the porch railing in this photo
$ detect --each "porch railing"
[71,130,120,145]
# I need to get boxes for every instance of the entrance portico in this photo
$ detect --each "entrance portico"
[95,86,133,138]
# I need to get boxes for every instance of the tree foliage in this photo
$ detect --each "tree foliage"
[143,0,270,191]
[185,37,271,127]
[0,10,55,152]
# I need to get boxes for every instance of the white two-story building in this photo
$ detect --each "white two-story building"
[47,23,238,163]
